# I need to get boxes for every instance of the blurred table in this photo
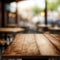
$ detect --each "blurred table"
[48,27,60,30]
[37,25,48,28]
[0,28,25,40]
[0,28,25,33]
[37,25,48,33]
[47,26,60,33]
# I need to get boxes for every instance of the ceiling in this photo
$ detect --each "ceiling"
[1,0,24,3]
[1,0,16,3]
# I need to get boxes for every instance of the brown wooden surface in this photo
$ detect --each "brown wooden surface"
[37,25,48,28]
[3,34,60,57]
[0,28,25,32]
[37,25,60,30]
[48,27,60,30]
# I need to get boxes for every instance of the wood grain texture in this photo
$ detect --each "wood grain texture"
[3,34,60,57]
[44,34,60,52]
[35,34,60,56]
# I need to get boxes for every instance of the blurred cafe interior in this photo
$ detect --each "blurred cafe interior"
[0,0,60,60]
[0,0,60,33]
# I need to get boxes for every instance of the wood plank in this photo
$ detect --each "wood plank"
[50,34,60,40]
[3,34,39,56]
[54,34,60,37]
[21,34,39,56]
[44,34,60,53]
[35,34,60,56]
[3,34,25,56]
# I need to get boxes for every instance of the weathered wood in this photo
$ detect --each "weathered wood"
[3,34,39,56]
[44,34,60,53]
[2,34,60,58]
[35,34,60,56]
[21,34,39,56]
[50,34,60,40]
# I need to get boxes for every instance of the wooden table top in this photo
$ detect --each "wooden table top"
[0,28,25,32]
[2,34,60,57]
[37,25,48,28]
[37,25,60,30]
[48,27,60,30]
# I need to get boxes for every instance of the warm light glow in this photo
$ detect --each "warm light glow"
[8,13,16,17]
[41,11,45,16]
[10,2,16,13]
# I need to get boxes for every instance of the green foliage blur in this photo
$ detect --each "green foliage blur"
[47,0,60,11]
[31,6,43,15]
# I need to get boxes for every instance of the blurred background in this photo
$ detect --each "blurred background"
[47,0,60,28]
[0,0,60,33]
[5,0,45,33]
